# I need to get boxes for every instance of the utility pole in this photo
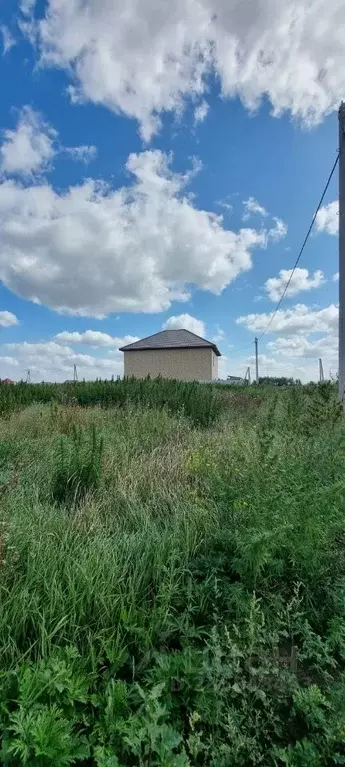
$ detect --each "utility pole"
[255,337,259,384]
[339,103,345,400]
[73,364,78,383]
[26,369,31,384]
[319,358,324,383]
[244,366,251,385]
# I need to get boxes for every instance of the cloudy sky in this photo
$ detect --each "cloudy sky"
[0,0,341,382]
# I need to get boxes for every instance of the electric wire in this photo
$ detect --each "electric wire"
[231,149,339,357]
[257,150,339,340]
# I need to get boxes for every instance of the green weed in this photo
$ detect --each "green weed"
[0,382,344,764]
[52,426,104,507]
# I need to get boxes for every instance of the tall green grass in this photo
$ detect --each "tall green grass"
[52,425,104,507]
[0,377,223,427]
[0,384,344,764]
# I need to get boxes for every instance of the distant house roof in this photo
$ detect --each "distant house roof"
[119,329,221,357]
[1,378,15,384]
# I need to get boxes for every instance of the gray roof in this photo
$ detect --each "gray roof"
[119,329,221,356]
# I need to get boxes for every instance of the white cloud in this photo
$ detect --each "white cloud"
[236,303,338,336]
[267,334,338,359]
[64,144,97,163]
[0,311,19,327]
[333,272,339,282]
[216,198,233,214]
[242,197,268,221]
[1,26,15,55]
[0,356,19,367]
[194,100,209,123]
[265,268,325,302]
[0,106,56,177]
[55,331,138,347]
[242,201,287,241]
[246,352,306,376]
[242,353,308,382]
[20,0,36,15]
[163,313,206,337]
[316,200,338,235]
[4,340,124,382]
[7,341,74,357]
[212,325,225,344]
[30,0,345,139]
[218,354,230,378]
[0,150,270,317]
[268,217,288,242]
[0,107,98,177]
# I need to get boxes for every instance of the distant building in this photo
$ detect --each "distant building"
[226,375,244,384]
[1,378,15,384]
[120,329,221,381]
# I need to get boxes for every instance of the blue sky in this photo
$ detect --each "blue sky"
[0,0,341,381]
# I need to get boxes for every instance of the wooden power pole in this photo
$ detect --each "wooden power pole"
[255,337,259,384]
[339,103,345,400]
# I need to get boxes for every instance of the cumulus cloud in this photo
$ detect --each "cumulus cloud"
[4,340,124,382]
[0,106,57,177]
[0,356,19,367]
[55,331,138,348]
[236,303,338,336]
[0,149,271,317]
[212,325,225,344]
[267,334,338,359]
[27,0,345,139]
[265,268,325,302]
[194,101,209,123]
[246,352,306,376]
[163,314,206,337]
[242,197,268,221]
[0,106,98,177]
[216,198,233,214]
[63,144,97,163]
[1,26,15,55]
[316,200,339,235]
[0,311,19,327]
[268,217,288,242]
[20,0,36,15]
[242,200,287,242]
[333,272,339,282]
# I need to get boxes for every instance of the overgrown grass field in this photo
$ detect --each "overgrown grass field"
[0,380,345,765]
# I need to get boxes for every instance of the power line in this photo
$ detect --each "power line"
[221,149,339,363]
[231,339,255,354]
[256,150,339,340]
[231,150,338,356]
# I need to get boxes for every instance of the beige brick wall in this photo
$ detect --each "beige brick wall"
[124,347,218,381]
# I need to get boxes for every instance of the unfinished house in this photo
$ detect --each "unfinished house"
[120,329,221,381]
